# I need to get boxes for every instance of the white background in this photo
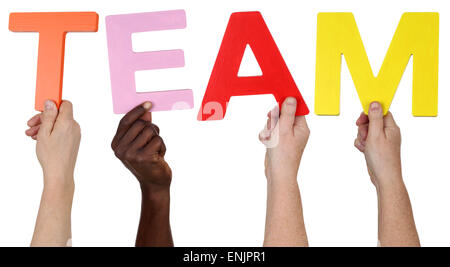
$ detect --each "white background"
[0,0,448,247]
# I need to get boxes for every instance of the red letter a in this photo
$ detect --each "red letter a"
[198,12,309,121]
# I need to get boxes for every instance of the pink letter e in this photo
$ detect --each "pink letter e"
[106,10,194,113]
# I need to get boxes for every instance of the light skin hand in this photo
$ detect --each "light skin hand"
[259,98,310,181]
[259,97,309,247]
[25,100,81,247]
[111,102,173,247]
[355,102,402,189]
[355,102,420,247]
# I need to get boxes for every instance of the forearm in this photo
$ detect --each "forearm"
[264,178,308,247]
[377,177,420,247]
[31,180,74,247]
[136,186,173,247]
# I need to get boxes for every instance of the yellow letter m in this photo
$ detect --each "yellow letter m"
[315,13,439,116]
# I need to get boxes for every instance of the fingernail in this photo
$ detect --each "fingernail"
[44,100,55,111]
[370,102,381,113]
[143,102,152,110]
[286,98,297,106]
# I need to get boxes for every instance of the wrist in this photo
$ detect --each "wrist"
[375,175,405,196]
[41,184,74,208]
[43,172,75,196]
[140,183,170,204]
[267,175,299,189]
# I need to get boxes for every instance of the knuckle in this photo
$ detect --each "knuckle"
[63,121,80,135]
[143,127,154,137]
[72,121,81,133]
[114,149,125,159]
[123,151,135,162]
[305,126,311,136]
[152,124,160,134]
[135,155,148,164]
[153,136,164,147]
[148,153,160,163]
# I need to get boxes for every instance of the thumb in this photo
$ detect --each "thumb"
[38,100,58,138]
[367,102,384,138]
[139,101,152,122]
[279,97,297,134]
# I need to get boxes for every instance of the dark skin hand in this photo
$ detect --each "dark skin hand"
[111,102,173,247]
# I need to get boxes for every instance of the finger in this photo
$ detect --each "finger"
[147,122,161,135]
[267,105,279,118]
[383,112,398,129]
[259,128,271,143]
[118,119,147,147]
[143,135,165,155]
[27,114,41,127]
[57,100,74,121]
[152,123,160,135]
[356,112,369,126]
[25,125,40,137]
[38,100,58,138]
[279,97,297,134]
[354,139,365,153]
[140,111,152,122]
[358,124,369,143]
[268,106,279,130]
[367,102,384,138]
[259,131,265,143]
[266,109,274,130]
[129,125,158,151]
[266,117,271,131]
[32,135,37,140]
[112,102,152,149]
[160,138,167,157]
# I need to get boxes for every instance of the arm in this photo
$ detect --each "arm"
[32,182,74,247]
[136,187,172,247]
[354,102,420,247]
[111,102,173,247]
[259,98,310,247]
[265,178,307,247]
[376,179,418,247]
[25,100,80,247]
